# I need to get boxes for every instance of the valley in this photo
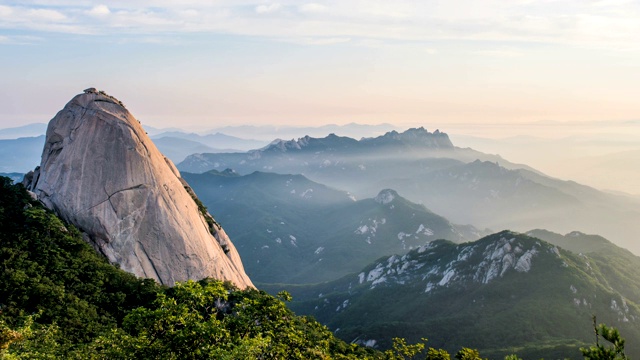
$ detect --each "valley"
[183,170,486,283]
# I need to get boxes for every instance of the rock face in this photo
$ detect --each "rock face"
[24,89,253,288]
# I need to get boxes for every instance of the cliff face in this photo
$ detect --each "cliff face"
[24,89,253,288]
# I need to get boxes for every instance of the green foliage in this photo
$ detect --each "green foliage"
[0,317,67,360]
[183,183,220,236]
[0,178,160,345]
[503,355,522,360]
[580,318,628,360]
[86,280,243,359]
[0,176,375,359]
[377,338,484,360]
[455,347,484,360]
[71,279,375,359]
[427,347,452,360]
[0,320,23,351]
[383,337,427,359]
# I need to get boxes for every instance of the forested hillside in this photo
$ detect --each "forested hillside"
[264,232,640,359]
[0,177,374,359]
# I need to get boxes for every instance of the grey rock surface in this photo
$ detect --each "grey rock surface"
[24,90,254,288]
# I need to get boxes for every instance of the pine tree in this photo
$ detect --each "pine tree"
[580,316,628,360]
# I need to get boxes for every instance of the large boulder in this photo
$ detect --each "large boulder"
[24,89,253,288]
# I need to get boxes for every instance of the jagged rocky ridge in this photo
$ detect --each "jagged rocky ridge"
[358,233,541,290]
[178,127,458,174]
[262,127,454,153]
[23,89,253,288]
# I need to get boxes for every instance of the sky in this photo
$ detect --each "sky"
[1,0,640,132]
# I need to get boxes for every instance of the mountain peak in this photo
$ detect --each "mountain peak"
[375,189,398,204]
[23,90,253,288]
[364,127,454,149]
[206,168,240,177]
[79,87,126,108]
[258,127,454,154]
[402,126,428,135]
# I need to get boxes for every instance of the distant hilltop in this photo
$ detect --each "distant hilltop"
[261,127,454,153]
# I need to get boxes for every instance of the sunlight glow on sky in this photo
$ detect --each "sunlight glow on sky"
[1,0,640,130]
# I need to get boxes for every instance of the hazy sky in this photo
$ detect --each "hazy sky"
[1,0,640,130]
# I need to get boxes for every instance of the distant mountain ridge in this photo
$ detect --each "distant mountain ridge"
[150,131,268,151]
[262,127,454,154]
[151,136,236,163]
[0,123,47,139]
[526,229,612,254]
[0,172,24,183]
[178,127,542,177]
[0,135,45,172]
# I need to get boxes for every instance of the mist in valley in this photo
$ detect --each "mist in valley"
[164,124,639,254]
[4,119,639,255]
[447,120,640,196]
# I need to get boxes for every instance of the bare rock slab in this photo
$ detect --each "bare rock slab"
[25,90,254,288]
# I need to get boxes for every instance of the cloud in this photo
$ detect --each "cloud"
[0,34,43,45]
[298,37,351,45]
[255,3,282,14]
[26,8,67,21]
[298,3,327,13]
[474,48,524,58]
[88,5,110,17]
[0,5,13,17]
[0,1,638,52]
[179,9,199,18]
[109,9,180,29]
[0,5,92,34]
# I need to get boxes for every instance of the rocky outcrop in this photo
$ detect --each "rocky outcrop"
[257,128,453,154]
[362,127,454,149]
[24,89,253,288]
[374,189,396,205]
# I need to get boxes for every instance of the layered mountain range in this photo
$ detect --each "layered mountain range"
[22,89,252,288]
[172,124,640,358]
[0,135,44,173]
[177,128,640,255]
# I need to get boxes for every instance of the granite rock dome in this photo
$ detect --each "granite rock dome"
[24,89,253,288]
